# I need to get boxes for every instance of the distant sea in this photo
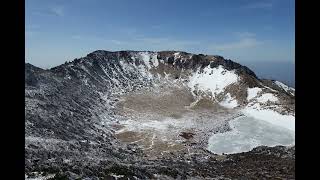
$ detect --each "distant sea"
[242,61,295,88]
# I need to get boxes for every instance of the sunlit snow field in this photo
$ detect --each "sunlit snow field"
[207,116,295,155]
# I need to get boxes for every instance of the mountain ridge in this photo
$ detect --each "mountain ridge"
[49,50,258,78]
[25,50,295,179]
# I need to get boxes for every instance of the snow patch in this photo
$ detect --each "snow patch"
[117,118,187,133]
[219,93,238,108]
[150,53,159,67]
[65,75,71,80]
[257,93,278,103]
[274,81,295,95]
[247,87,262,101]
[138,52,151,69]
[188,65,239,98]
[174,52,180,59]
[109,173,125,179]
[25,173,55,180]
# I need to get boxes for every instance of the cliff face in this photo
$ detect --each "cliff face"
[25,50,295,179]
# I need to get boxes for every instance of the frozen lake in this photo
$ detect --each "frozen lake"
[207,116,295,155]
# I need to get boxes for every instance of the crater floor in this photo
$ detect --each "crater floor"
[113,85,240,157]
[112,84,294,157]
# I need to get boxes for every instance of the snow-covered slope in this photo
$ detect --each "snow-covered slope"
[25,50,295,179]
[274,80,295,95]
[188,65,239,98]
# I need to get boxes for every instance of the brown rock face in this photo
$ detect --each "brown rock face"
[179,132,195,139]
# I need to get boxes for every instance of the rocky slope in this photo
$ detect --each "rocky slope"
[25,50,295,179]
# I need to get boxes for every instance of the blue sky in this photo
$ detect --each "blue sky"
[26,0,295,68]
